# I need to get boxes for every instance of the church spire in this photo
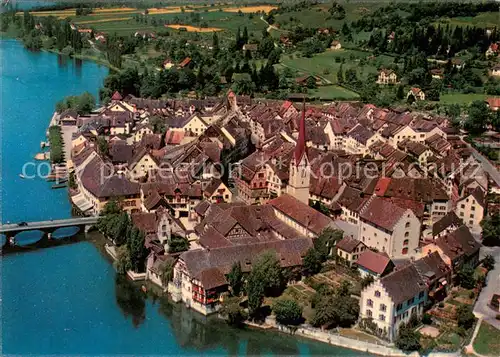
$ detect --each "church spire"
[293,100,307,165]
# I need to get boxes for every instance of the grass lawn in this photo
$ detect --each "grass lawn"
[311,85,360,101]
[439,93,489,105]
[473,321,500,356]
[435,12,500,28]
[279,49,394,84]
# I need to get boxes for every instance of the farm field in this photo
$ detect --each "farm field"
[434,11,500,28]
[311,85,360,101]
[166,24,222,32]
[438,93,490,105]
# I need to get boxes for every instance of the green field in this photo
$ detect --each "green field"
[311,85,360,101]
[278,49,395,84]
[439,93,490,105]
[435,12,500,28]
[473,321,500,356]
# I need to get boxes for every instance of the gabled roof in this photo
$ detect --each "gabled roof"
[435,225,481,261]
[111,91,123,101]
[336,236,363,253]
[356,250,393,275]
[432,212,462,237]
[359,196,408,232]
[380,264,426,305]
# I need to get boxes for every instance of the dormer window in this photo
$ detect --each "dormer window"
[375,291,381,298]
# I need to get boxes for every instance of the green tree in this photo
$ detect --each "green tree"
[115,245,131,274]
[465,100,492,135]
[360,275,375,289]
[97,136,109,156]
[228,262,244,296]
[220,296,248,326]
[127,227,147,272]
[76,91,95,114]
[315,228,343,261]
[456,266,476,289]
[150,115,166,134]
[161,257,175,286]
[311,279,358,328]
[272,299,303,325]
[457,305,475,330]
[253,250,284,295]
[481,213,500,247]
[395,324,421,352]
[247,270,265,318]
[168,235,190,253]
[483,254,495,271]
[396,85,405,100]
[302,248,322,276]
[337,64,344,84]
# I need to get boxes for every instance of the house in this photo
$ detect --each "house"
[59,109,78,126]
[377,69,398,85]
[490,64,500,77]
[336,236,366,266]
[490,294,500,313]
[430,69,444,80]
[296,75,322,87]
[344,124,379,155]
[414,251,451,302]
[134,123,154,143]
[407,87,426,102]
[165,129,186,146]
[203,178,232,203]
[486,43,499,58]
[168,238,313,315]
[398,139,433,165]
[242,43,258,52]
[178,57,192,69]
[432,212,462,239]
[355,250,394,278]
[134,31,156,40]
[359,263,428,341]
[163,58,175,69]
[94,32,106,43]
[422,225,481,272]
[128,148,161,180]
[454,187,485,233]
[169,113,208,136]
[358,196,421,258]
[330,40,342,50]
[268,194,337,239]
[486,97,500,111]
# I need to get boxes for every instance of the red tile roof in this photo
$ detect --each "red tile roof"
[165,129,185,145]
[486,97,500,109]
[359,196,408,232]
[178,57,192,68]
[111,91,122,101]
[356,250,393,275]
[374,177,391,196]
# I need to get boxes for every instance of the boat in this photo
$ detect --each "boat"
[51,183,67,189]
[19,174,25,179]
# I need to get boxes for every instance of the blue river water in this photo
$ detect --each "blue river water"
[0,39,370,356]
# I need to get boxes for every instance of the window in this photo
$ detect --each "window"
[379,314,385,321]
[408,297,415,305]
[402,247,409,255]
[471,206,475,211]
[367,299,373,307]
[470,214,474,218]
[469,220,473,225]
[419,291,424,299]
[375,291,381,298]
[397,303,403,311]
[404,232,409,237]
[380,304,387,312]
[403,239,409,246]
[367,309,372,317]
[460,212,464,217]
[461,204,465,209]
[405,222,410,228]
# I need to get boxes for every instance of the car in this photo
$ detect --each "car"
[17,222,28,226]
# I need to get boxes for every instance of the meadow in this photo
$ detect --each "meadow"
[438,93,490,105]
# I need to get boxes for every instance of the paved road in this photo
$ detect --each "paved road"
[0,217,98,233]
[473,246,500,330]
[468,145,500,187]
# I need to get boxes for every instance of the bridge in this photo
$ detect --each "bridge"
[0,217,99,245]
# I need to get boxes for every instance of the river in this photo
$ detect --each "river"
[0,39,369,356]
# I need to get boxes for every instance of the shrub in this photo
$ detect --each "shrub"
[422,313,432,325]
[469,291,475,299]
[272,299,303,326]
[439,302,445,308]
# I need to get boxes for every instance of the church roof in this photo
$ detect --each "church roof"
[293,101,307,165]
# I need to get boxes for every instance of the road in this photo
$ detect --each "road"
[473,246,500,330]
[0,217,99,233]
[468,144,500,187]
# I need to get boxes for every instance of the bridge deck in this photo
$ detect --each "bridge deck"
[0,217,99,234]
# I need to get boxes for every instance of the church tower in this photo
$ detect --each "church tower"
[287,101,310,204]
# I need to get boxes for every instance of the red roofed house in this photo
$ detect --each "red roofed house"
[111,91,123,102]
[355,249,394,278]
[358,196,421,259]
[178,57,192,69]
[486,97,500,111]
[286,102,311,204]
[268,194,337,239]
[486,42,499,58]
[163,58,175,69]
[407,87,426,101]
[336,236,367,266]
[165,129,185,145]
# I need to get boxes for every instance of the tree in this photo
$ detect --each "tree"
[228,262,244,296]
[272,299,303,325]
[306,76,317,89]
[168,235,190,253]
[315,228,343,261]
[337,64,344,84]
[247,270,265,318]
[115,245,131,274]
[481,213,500,246]
[329,2,346,20]
[395,324,421,352]
[161,257,175,287]
[465,100,492,135]
[97,136,109,156]
[456,266,476,289]
[360,275,375,289]
[457,304,475,330]
[220,296,248,326]
[302,248,322,276]
[311,279,358,328]
[252,250,284,295]
[150,115,166,134]
[483,254,495,271]
[127,227,147,272]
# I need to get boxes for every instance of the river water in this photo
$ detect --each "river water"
[0,39,369,356]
